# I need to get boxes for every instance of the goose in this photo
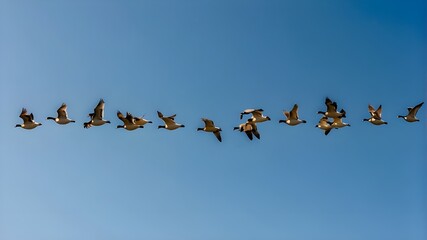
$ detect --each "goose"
[331,116,350,129]
[15,108,42,129]
[363,105,387,125]
[279,104,307,126]
[317,97,346,118]
[233,118,260,140]
[117,111,144,131]
[47,103,75,124]
[133,115,153,126]
[240,108,271,123]
[398,102,424,122]
[197,118,222,142]
[157,111,185,130]
[83,99,111,128]
[315,116,333,135]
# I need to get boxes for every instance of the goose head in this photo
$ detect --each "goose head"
[83,122,91,128]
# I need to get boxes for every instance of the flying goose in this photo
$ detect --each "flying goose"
[47,103,75,125]
[398,102,424,122]
[233,118,260,140]
[315,116,333,135]
[317,97,346,118]
[133,115,153,126]
[117,111,144,131]
[15,108,42,129]
[331,116,350,129]
[279,104,307,126]
[157,111,185,130]
[197,118,222,142]
[240,108,271,123]
[363,105,387,125]
[83,99,111,128]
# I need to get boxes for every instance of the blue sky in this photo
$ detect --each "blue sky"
[0,0,426,239]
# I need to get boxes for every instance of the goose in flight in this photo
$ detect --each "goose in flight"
[83,99,111,128]
[363,105,387,125]
[133,115,153,126]
[240,108,271,123]
[398,102,424,122]
[233,118,260,140]
[197,118,222,142]
[315,116,333,135]
[117,111,144,131]
[47,103,75,125]
[331,116,350,129]
[317,97,346,118]
[279,104,307,126]
[15,108,42,129]
[157,111,185,130]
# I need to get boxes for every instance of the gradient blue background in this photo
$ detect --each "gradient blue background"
[1,0,426,239]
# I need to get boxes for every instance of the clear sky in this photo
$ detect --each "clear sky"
[0,0,426,239]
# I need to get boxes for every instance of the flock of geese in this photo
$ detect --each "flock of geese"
[15,98,424,142]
